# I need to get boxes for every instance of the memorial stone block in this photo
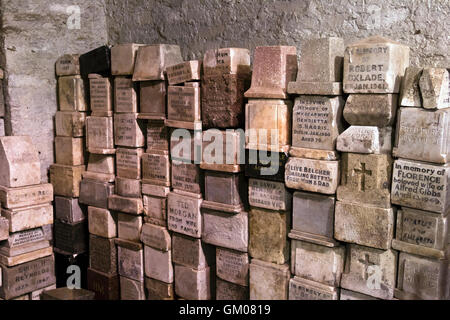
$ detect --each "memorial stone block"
[111,43,144,75]
[399,67,422,107]
[58,75,86,111]
[89,235,117,275]
[171,161,202,195]
[144,246,174,283]
[166,85,201,130]
[289,277,339,300]
[0,183,53,209]
[79,179,114,209]
[337,153,392,208]
[341,244,398,300]
[166,60,201,85]
[391,159,449,215]
[2,203,53,233]
[170,127,202,162]
[140,223,171,251]
[167,192,202,238]
[54,220,87,254]
[108,194,143,215]
[83,154,115,182]
[285,157,340,195]
[89,74,113,116]
[54,196,85,224]
[146,120,169,153]
[54,137,85,166]
[203,171,246,213]
[114,113,146,147]
[343,36,410,93]
[87,268,119,300]
[343,93,398,127]
[116,238,144,282]
[201,129,244,172]
[393,107,450,164]
[145,277,174,300]
[86,116,115,154]
[337,126,392,154]
[143,194,167,227]
[118,213,143,242]
[119,276,145,300]
[245,99,292,153]
[216,278,249,300]
[115,177,141,198]
[116,147,143,179]
[245,46,297,99]
[79,45,111,78]
[139,81,166,119]
[0,217,9,241]
[114,77,138,113]
[419,68,450,109]
[172,233,215,269]
[0,246,53,267]
[142,152,170,186]
[174,264,213,300]
[248,178,291,212]
[88,206,117,239]
[216,247,249,286]
[55,111,86,137]
[203,48,251,76]
[55,54,80,76]
[30,284,57,301]
[249,259,290,300]
[132,44,183,81]
[340,289,378,300]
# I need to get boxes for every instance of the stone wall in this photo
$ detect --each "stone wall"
[106,0,449,67]
[1,0,108,181]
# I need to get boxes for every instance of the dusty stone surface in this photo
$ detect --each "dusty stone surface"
[2,203,53,233]
[142,152,170,186]
[88,206,117,239]
[216,278,249,300]
[0,217,8,241]
[334,200,395,250]
[216,247,249,286]
[249,259,290,300]
[89,74,113,116]
[111,43,144,75]
[174,264,213,300]
[172,233,215,269]
[55,111,86,137]
[167,85,201,124]
[79,179,114,209]
[146,120,169,153]
[120,276,145,300]
[54,196,85,224]
[340,289,378,300]
[57,75,86,112]
[203,48,250,76]
[0,183,53,209]
[248,178,291,212]
[166,60,201,85]
[143,194,167,227]
[115,177,141,198]
[204,171,246,207]
[114,77,138,113]
[54,137,85,166]
[399,67,423,107]
[144,245,173,283]
[419,68,450,109]
[201,129,244,169]
[116,147,143,180]
[249,207,290,264]
[114,113,146,147]
[116,239,144,282]
[337,126,392,154]
[171,161,203,195]
[289,277,339,300]
[167,192,202,238]
[89,235,117,275]
[139,81,166,117]
[393,107,450,164]
[49,164,85,197]
[108,194,143,215]
[55,54,80,76]
[86,153,115,176]
[140,223,171,251]
[145,277,174,300]
[343,93,398,127]
[337,153,392,208]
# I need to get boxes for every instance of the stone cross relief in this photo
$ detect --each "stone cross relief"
[358,253,382,290]
[353,162,372,191]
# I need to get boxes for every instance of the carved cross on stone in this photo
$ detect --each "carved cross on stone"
[353,162,372,191]
[358,253,376,280]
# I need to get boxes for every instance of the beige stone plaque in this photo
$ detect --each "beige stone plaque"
[2,203,53,233]
[337,126,392,154]
[87,206,117,239]
[114,113,146,147]
[89,74,113,116]
[0,183,53,209]
[86,116,115,154]
[166,85,201,130]
[172,233,215,269]
[140,223,171,252]
[49,164,85,197]
[139,81,166,119]
[142,152,170,186]
[289,277,339,300]
[58,75,86,111]
[116,147,143,179]
[203,48,251,76]
[108,194,143,215]
[111,43,144,75]
[171,160,202,195]
[419,68,450,109]
[399,67,422,107]
[167,192,202,238]
[55,54,80,76]
[118,212,143,242]
[201,129,244,172]
[166,60,201,85]
[55,111,86,137]
[146,120,169,153]
[174,264,213,300]
[114,76,138,113]
[115,177,141,198]
[249,259,290,300]
[144,246,173,283]
[216,247,249,286]
[143,194,167,227]
[54,137,85,166]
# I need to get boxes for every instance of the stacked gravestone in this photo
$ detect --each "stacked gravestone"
[0,136,56,300]
[334,36,410,300]
[200,48,251,300]
[285,37,346,300]
[51,53,89,289]
[391,66,450,300]
[244,46,297,300]
[0,68,5,136]
[77,45,119,300]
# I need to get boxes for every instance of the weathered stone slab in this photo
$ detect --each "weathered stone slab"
[341,244,398,300]
[285,157,340,195]
[139,81,166,119]
[132,44,183,81]
[0,136,41,188]
[170,127,202,162]
[111,43,144,75]
[202,74,250,129]
[142,184,170,198]
[143,194,167,227]
[166,60,201,85]
[146,120,169,153]
[343,36,410,93]
[340,289,378,300]
[55,111,86,137]
[0,217,9,240]
[289,277,339,300]
[391,159,449,215]
[29,284,57,300]
[2,203,53,233]
[145,277,174,300]
[419,68,450,109]
[171,160,202,195]
[201,129,244,172]
[288,37,344,95]
[114,76,138,113]
[245,150,289,182]
[216,247,249,286]
[79,45,111,78]
[58,75,86,111]
[116,147,143,180]
[216,278,249,300]
[392,207,449,259]
[88,206,117,239]
[174,264,213,300]
[54,137,85,166]
[89,74,113,116]
[108,194,144,215]
[166,85,201,130]
[0,183,53,209]
[334,201,395,250]
[202,208,248,252]
[84,153,115,182]
[0,246,52,267]
[118,212,143,242]
[396,252,449,300]
[172,233,215,269]
[291,95,344,154]
[337,153,392,208]
[120,276,145,300]
[249,207,290,264]
[167,192,202,238]
[393,107,450,164]
[116,238,144,282]
[337,126,392,154]
[249,259,290,300]
[245,99,292,153]
[89,235,117,275]
[248,178,291,212]
[55,54,80,76]
[290,239,344,286]
[87,268,119,300]
[144,246,173,283]
[203,172,246,213]
[343,93,398,126]
[115,177,141,198]
[245,46,297,99]
[0,255,56,300]
[79,179,114,209]
[54,219,87,254]
[142,152,170,186]
[399,67,423,107]
[114,113,146,147]
[140,223,171,251]
[290,191,336,247]
[203,48,251,76]
[86,116,115,154]
[54,196,85,224]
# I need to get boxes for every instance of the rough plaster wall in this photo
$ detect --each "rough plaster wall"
[106,0,449,67]
[2,0,108,181]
